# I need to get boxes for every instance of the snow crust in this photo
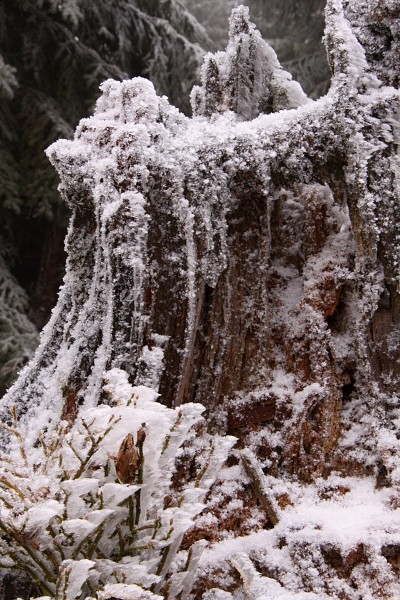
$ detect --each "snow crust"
[199,475,400,598]
[191,5,309,121]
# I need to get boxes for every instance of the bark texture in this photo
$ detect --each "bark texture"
[1,0,400,597]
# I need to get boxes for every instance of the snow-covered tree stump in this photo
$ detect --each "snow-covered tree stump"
[1,1,400,597]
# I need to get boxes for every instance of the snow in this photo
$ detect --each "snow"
[192,5,309,121]
[98,583,162,599]
[1,1,399,597]
[25,500,64,533]
[278,478,399,551]
[0,371,235,597]
[199,475,400,597]
[59,559,96,600]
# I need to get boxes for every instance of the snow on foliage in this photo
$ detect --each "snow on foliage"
[41,0,84,28]
[0,258,39,397]
[0,55,18,101]
[0,369,235,598]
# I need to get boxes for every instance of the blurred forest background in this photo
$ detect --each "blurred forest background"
[0,0,328,395]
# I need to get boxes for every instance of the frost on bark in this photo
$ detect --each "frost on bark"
[1,0,400,597]
[0,0,210,393]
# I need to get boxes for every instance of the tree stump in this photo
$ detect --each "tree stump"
[2,1,399,597]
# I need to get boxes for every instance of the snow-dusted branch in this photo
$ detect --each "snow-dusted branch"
[0,369,235,598]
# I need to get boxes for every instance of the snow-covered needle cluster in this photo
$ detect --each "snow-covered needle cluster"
[0,258,38,397]
[0,369,235,599]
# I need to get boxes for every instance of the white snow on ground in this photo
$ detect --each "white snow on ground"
[199,475,400,598]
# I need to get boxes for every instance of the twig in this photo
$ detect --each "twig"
[195,443,215,486]
[66,438,85,466]
[0,476,26,501]
[9,550,54,597]
[241,449,280,526]
[11,406,27,465]
[0,518,56,585]
[72,522,103,560]
[162,410,183,454]
[87,527,104,559]
[47,524,65,561]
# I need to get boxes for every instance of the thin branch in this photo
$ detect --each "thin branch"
[241,449,280,526]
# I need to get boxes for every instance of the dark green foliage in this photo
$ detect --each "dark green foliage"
[0,257,38,398]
